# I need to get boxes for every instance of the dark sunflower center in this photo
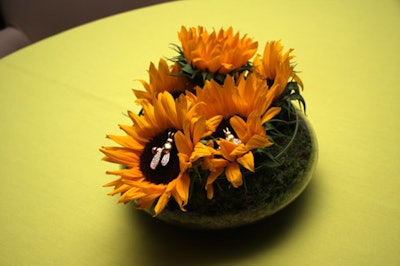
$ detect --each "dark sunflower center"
[170,91,185,99]
[140,129,180,185]
[214,118,233,139]
[266,78,275,88]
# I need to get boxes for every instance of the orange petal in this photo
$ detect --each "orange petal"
[192,116,207,144]
[172,173,190,210]
[192,142,213,162]
[205,167,225,199]
[218,140,237,160]
[225,162,243,188]
[246,134,273,150]
[230,143,248,158]
[237,151,255,172]
[174,130,193,156]
[230,116,247,140]
[153,191,171,216]
[205,115,223,135]
[261,107,281,124]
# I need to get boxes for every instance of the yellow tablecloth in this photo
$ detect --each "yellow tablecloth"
[1,0,399,265]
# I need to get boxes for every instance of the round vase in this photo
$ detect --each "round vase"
[147,110,318,229]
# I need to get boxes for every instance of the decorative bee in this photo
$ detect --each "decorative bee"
[150,147,163,170]
[150,132,175,170]
[223,127,242,145]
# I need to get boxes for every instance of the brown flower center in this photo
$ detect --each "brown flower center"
[266,78,275,88]
[140,129,180,185]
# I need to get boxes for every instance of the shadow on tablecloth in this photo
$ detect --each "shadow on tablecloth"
[128,169,322,266]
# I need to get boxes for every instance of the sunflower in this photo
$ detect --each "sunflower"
[187,73,281,197]
[188,73,281,124]
[176,26,258,83]
[133,58,191,104]
[101,91,222,215]
[253,41,303,102]
[204,112,276,199]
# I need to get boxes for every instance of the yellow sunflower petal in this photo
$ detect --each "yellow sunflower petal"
[236,151,255,172]
[172,173,190,210]
[136,195,158,209]
[174,130,193,156]
[205,167,225,199]
[107,183,132,196]
[225,162,243,188]
[230,143,249,158]
[229,115,247,140]
[100,147,136,166]
[178,153,192,173]
[206,115,223,133]
[106,167,143,179]
[246,134,273,150]
[191,142,213,161]
[106,135,142,150]
[118,187,147,203]
[254,40,302,101]
[218,139,237,161]
[153,191,171,216]
[191,116,207,144]
[261,107,281,124]
[133,58,189,103]
[155,91,179,128]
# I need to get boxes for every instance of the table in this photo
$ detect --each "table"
[1,0,399,265]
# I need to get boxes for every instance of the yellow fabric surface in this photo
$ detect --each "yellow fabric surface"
[0,0,399,265]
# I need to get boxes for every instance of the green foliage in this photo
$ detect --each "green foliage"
[278,81,306,113]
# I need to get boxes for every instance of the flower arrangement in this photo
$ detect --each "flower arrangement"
[100,26,316,229]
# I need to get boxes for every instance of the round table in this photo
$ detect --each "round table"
[1,0,399,265]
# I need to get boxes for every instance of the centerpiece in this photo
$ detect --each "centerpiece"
[100,26,318,229]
